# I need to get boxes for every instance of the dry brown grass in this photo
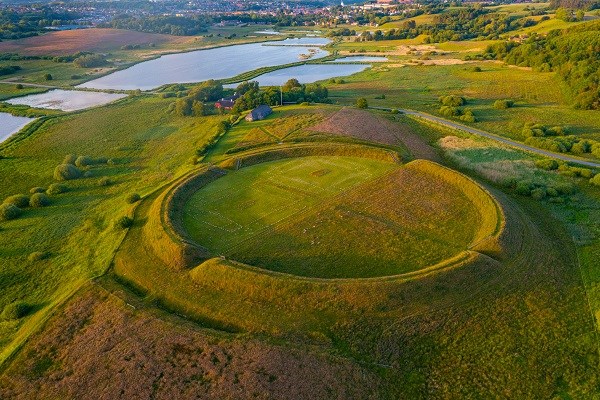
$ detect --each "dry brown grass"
[0,28,189,56]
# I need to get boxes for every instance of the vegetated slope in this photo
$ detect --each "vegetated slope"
[0,28,188,56]
[0,285,381,400]
[182,156,396,254]
[0,96,226,363]
[484,20,600,109]
[228,160,486,278]
[310,108,440,161]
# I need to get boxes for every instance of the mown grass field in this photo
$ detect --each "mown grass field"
[225,160,484,278]
[183,156,397,257]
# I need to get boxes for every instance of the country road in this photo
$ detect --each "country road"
[372,106,600,168]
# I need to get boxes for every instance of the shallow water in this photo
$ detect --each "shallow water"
[225,63,369,88]
[6,90,127,111]
[78,38,331,91]
[0,112,35,143]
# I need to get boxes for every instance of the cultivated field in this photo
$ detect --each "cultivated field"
[0,28,190,56]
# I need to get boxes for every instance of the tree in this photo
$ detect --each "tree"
[188,79,223,102]
[356,97,368,109]
[44,73,52,81]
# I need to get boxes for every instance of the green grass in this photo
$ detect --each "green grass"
[327,61,600,145]
[223,160,486,278]
[0,95,225,362]
[183,156,397,256]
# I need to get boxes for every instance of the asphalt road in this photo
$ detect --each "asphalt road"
[372,106,600,168]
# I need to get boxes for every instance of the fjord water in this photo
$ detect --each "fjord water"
[6,90,127,111]
[0,113,34,143]
[79,38,331,91]
[225,63,370,87]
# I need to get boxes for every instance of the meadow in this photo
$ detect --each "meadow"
[0,95,226,362]
[226,160,489,278]
[183,156,397,255]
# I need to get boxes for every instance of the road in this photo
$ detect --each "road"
[372,106,600,168]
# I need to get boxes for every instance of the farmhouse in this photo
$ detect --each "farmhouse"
[214,93,241,110]
[245,105,273,121]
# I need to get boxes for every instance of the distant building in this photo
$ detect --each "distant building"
[214,93,241,110]
[245,105,272,122]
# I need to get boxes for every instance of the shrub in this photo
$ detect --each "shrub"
[531,187,547,200]
[98,177,112,186]
[4,194,29,208]
[126,193,141,204]
[74,155,94,168]
[44,73,52,81]
[535,159,559,170]
[29,187,46,194]
[590,174,600,187]
[1,301,30,320]
[355,98,368,109]
[493,99,514,109]
[54,164,82,181]
[439,95,466,107]
[15,83,23,89]
[63,154,77,164]
[552,183,575,195]
[116,216,133,229]
[28,251,50,262]
[515,180,533,196]
[29,193,50,207]
[472,66,482,72]
[46,183,68,195]
[546,187,559,197]
[0,203,21,221]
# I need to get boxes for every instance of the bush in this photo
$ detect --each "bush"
[1,301,30,320]
[531,187,547,200]
[126,193,141,204]
[15,83,23,89]
[29,193,50,207]
[535,159,559,170]
[0,203,22,221]
[29,187,46,194]
[515,180,533,196]
[493,99,514,109]
[54,164,82,181]
[28,251,50,262]
[116,216,133,229]
[590,174,600,187]
[98,177,112,186]
[4,194,29,208]
[355,98,368,109]
[439,95,466,107]
[472,66,482,72]
[44,73,53,81]
[75,155,94,168]
[46,183,68,195]
[63,154,78,165]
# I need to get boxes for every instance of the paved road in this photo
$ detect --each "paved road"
[372,106,600,168]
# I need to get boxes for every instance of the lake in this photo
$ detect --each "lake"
[0,112,34,143]
[6,90,127,111]
[224,63,370,88]
[79,38,331,91]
